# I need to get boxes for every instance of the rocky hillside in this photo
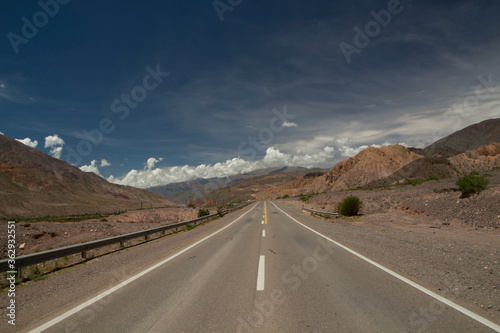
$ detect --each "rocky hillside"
[310,144,422,191]
[367,143,500,188]
[420,118,500,157]
[0,135,179,219]
[256,145,422,199]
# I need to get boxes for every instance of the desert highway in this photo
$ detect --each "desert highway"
[29,202,499,333]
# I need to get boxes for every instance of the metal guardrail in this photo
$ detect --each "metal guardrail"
[302,207,339,218]
[0,201,254,276]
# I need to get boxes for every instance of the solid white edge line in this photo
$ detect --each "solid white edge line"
[271,202,500,333]
[256,255,265,291]
[29,203,259,333]
[262,230,266,237]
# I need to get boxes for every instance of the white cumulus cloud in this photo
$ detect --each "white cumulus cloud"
[44,134,65,159]
[80,160,101,176]
[146,157,163,170]
[101,159,111,167]
[44,134,65,148]
[108,146,336,189]
[49,146,64,159]
[16,137,38,148]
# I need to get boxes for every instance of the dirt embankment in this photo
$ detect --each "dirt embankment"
[301,171,500,229]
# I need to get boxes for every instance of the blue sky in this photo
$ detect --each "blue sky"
[1,0,499,188]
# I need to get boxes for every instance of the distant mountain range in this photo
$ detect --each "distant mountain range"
[151,118,500,204]
[2,118,499,216]
[0,135,179,219]
[148,167,325,205]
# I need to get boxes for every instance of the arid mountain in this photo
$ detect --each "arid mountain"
[0,135,179,219]
[421,118,500,157]
[311,145,422,191]
[373,142,500,187]
[448,142,500,172]
[366,157,458,188]
[203,170,314,205]
[255,145,423,199]
[148,166,321,204]
[255,120,500,199]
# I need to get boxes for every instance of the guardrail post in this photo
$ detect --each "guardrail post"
[82,251,87,259]
[120,241,124,248]
[17,267,22,279]
[145,235,149,241]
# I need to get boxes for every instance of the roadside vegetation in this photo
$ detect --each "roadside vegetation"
[456,173,489,198]
[197,209,210,218]
[18,213,118,223]
[299,193,316,202]
[337,196,363,216]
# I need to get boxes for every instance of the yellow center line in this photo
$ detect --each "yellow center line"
[265,201,267,224]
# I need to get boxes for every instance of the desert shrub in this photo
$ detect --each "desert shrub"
[405,179,425,186]
[337,196,363,216]
[282,194,289,199]
[217,209,224,217]
[27,265,42,281]
[299,194,315,202]
[456,174,489,198]
[198,209,210,218]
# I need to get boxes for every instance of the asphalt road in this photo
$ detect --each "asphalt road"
[31,201,500,333]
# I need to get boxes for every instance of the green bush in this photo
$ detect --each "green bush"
[405,179,425,186]
[197,209,210,218]
[217,209,224,217]
[337,196,363,216]
[282,194,289,199]
[456,174,489,198]
[299,194,315,202]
